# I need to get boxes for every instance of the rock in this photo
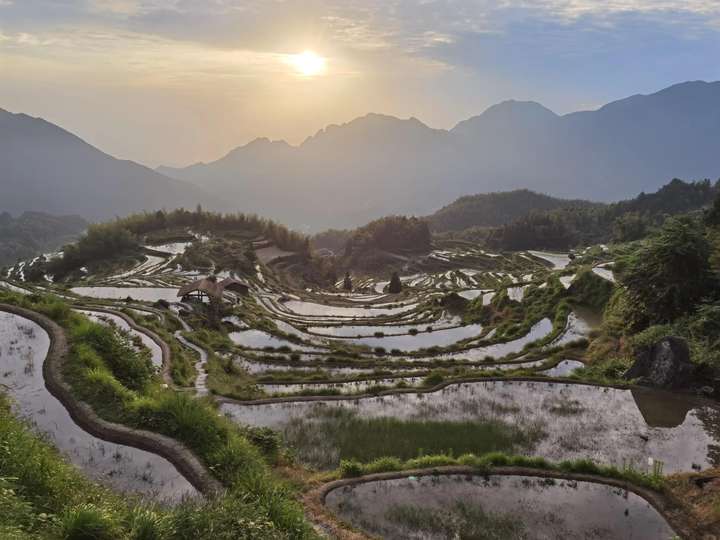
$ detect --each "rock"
[623,336,694,389]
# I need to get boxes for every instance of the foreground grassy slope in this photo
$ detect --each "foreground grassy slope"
[0,290,316,539]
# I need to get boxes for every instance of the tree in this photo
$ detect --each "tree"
[343,271,352,291]
[388,271,402,294]
[612,212,647,242]
[705,192,720,228]
[619,216,714,328]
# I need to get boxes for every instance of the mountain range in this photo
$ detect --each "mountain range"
[0,108,212,221]
[159,80,720,229]
[2,81,719,230]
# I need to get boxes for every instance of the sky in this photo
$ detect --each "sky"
[1,1,720,167]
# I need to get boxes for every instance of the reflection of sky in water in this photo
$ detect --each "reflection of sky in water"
[326,475,675,540]
[279,300,419,318]
[71,287,179,303]
[223,380,720,473]
[541,359,584,377]
[0,312,196,501]
[528,251,571,270]
[229,329,321,351]
[341,323,484,351]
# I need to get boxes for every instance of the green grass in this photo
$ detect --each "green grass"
[0,291,315,539]
[337,451,665,491]
[568,267,614,310]
[121,310,197,387]
[204,351,264,400]
[282,407,543,469]
[385,500,525,540]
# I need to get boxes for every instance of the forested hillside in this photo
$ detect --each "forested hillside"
[0,211,87,266]
[429,189,598,232]
[484,179,719,250]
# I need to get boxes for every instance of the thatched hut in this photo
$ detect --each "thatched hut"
[177,276,249,303]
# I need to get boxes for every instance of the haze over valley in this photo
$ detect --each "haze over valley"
[3,81,720,230]
[2,2,720,539]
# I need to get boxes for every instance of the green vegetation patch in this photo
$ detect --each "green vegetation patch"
[282,408,543,470]
[0,291,314,538]
[338,452,665,491]
[385,500,525,540]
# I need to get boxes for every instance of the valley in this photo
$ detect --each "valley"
[2,196,719,538]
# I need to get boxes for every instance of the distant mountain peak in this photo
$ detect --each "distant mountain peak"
[304,113,436,144]
[451,100,558,135]
[482,99,557,116]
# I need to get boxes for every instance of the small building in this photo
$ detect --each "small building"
[177,276,249,303]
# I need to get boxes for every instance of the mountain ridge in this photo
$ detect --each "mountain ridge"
[0,108,219,221]
[4,80,719,230]
[157,80,720,229]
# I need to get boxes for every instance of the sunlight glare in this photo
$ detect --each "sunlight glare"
[290,50,327,77]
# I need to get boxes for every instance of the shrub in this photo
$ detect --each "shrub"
[127,508,172,540]
[339,459,364,477]
[71,320,153,391]
[422,372,445,387]
[60,504,118,540]
[619,216,715,329]
[365,456,403,474]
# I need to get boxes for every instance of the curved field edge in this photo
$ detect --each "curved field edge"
[0,297,317,539]
[306,465,704,540]
[0,302,221,496]
[216,374,647,406]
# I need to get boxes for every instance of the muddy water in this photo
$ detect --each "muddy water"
[0,312,197,501]
[325,474,675,540]
[222,380,720,473]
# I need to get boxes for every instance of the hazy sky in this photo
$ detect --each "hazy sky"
[2,1,720,167]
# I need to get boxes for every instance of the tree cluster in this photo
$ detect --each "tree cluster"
[345,216,431,256]
[486,179,719,251]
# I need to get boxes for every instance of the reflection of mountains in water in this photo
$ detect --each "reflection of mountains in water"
[631,387,698,428]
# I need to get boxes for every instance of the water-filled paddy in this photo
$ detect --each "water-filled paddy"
[229,329,322,351]
[325,474,675,539]
[148,241,192,255]
[541,359,584,377]
[222,380,720,473]
[415,317,553,362]
[593,266,616,282]
[279,299,419,318]
[71,286,179,303]
[340,323,484,351]
[0,311,196,501]
[528,251,572,270]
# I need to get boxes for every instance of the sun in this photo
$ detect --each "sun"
[290,50,327,77]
